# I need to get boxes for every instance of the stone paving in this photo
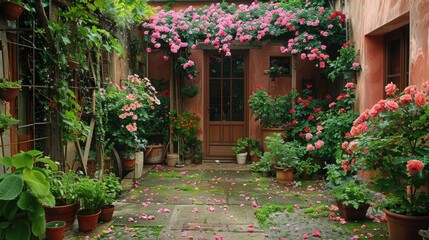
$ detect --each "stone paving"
[65,163,388,240]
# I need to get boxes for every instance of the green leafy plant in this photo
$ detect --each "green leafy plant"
[102,173,122,205]
[263,65,288,78]
[180,85,199,98]
[250,156,271,172]
[0,78,21,89]
[326,42,362,81]
[231,137,261,156]
[331,180,374,210]
[249,88,299,128]
[0,150,58,239]
[48,170,80,206]
[0,114,19,132]
[73,177,106,214]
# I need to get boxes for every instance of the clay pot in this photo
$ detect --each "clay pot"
[251,155,261,163]
[122,158,136,170]
[44,202,78,231]
[1,2,24,20]
[99,204,115,222]
[336,201,369,220]
[0,87,20,102]
[275,167,294,184]
[77,209,101,232]
[383,208,429,240]
[45,221,66,240]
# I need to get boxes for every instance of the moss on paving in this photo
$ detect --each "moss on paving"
[97,225,162,240]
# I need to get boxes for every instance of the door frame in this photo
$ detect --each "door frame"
[203,50,249,160]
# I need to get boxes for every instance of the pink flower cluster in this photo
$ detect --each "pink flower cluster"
[141,1,346,77]
[351,81,429,137]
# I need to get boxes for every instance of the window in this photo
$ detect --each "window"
[385,25,409,91]
[269,56,291,77]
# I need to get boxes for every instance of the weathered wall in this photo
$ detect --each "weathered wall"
[347,0,429,112]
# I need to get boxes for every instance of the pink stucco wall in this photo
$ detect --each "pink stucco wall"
[347,0,429,112]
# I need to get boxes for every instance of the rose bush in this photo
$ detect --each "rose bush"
[169,111,203,155]
[344,81,429,216]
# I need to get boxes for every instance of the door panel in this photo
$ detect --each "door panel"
[205,52,248,159]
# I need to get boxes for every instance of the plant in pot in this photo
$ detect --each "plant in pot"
[0,113,19,134]
[249,156,272,177]
[326,41,362,81]
[346,81,429,239]
[231,138,250,165]
[0,150,57,239]
[0,78,21,101]
[249,87,299,151]
[263,134,307,184]
[45,170,80,231]
[120,150,136,171]
[45,221,66,240]
[331,179,374,220]
[99,173,122,222]
[73,177,106,232]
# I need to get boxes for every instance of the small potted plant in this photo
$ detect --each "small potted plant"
[263,134,307,184]
[45,170,80,231]
[120,150,136,170]
[0,113,19,134]
[73,177,105,232]
[331,179,374,220]
[180,84,199,98]
[249,156,272,177]
[263,65,289,80]
[45,221,66,240]
[99,173,122,222]
[0,78,21,101]
[231,138,250,164]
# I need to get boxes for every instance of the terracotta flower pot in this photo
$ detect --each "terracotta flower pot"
[336,201,369,220]
[44,202,78,231]
[1,2,24,20]
[122,157,136,170]
[251,155,261,163]
[45,221,66,240]
[383,208,429,240]
[0,87,20,102]
[275,167,294,184]
[99,205,115,222]
[77,209,101,232]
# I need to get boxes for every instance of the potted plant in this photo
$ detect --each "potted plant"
[120,150,136,170]
[326,42,362,81]
[45,170,80,231]
[0,113,19,134]
[263,65,288,80]
[249,88,299,151]
[249,156,272,177]
[231,138,251,164]
[331,179,374,220]
[180,84,199,98]
[0,150,57,239]
[263,135,307,184]
[0,78,21,101]
[45,221,66,240]
[1,0,26,20]
[73,177,106,232]
[347,81,429,239]
[99,173,122,222]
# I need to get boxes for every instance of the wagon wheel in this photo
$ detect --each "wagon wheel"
[111,147,123,179]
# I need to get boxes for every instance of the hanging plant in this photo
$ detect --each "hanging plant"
[180,85,199,98]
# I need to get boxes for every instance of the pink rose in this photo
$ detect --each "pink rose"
[306,144,315,151]
[352,62,360,69]
[305,133,313,140]
[399,94,412,104]
[414,92,427,106]
[385,82,397,96]
[315,140,324,149]
[344,82,354,88]
[423,81,429,93]
[404,85,417,94]
[329,102,336,108]
[385,100,399,111]
[407,159,424,174]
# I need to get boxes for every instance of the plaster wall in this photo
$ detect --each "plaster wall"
[347,0,429,112]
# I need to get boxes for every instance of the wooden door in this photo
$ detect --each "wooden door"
[204,51,248,160]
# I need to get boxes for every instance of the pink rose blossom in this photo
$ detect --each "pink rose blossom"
[352,62,360,68]
[385,82,397,96]
[404,85,417,94]
[345,82,354,88]
[415,92,427,106]
[385,100,399,111]
[306,144,315,151]
[305,133,313,140]
[315,140,324,149]
[399,94,412,104]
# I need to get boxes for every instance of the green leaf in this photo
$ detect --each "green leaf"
[23,169,50,199]
[25,150,42,158]
[12,152,33,169]
[0,175,24,200]
[5,219,30,240]
[17,191,36,211]
[36,157,58,171]
[38,194,55,207]
[0,157,12,167]
[30,205,46,237]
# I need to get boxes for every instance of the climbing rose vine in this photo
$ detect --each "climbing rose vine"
[140,1,346,80]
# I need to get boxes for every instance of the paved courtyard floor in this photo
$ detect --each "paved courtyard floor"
[65,163,388,240]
